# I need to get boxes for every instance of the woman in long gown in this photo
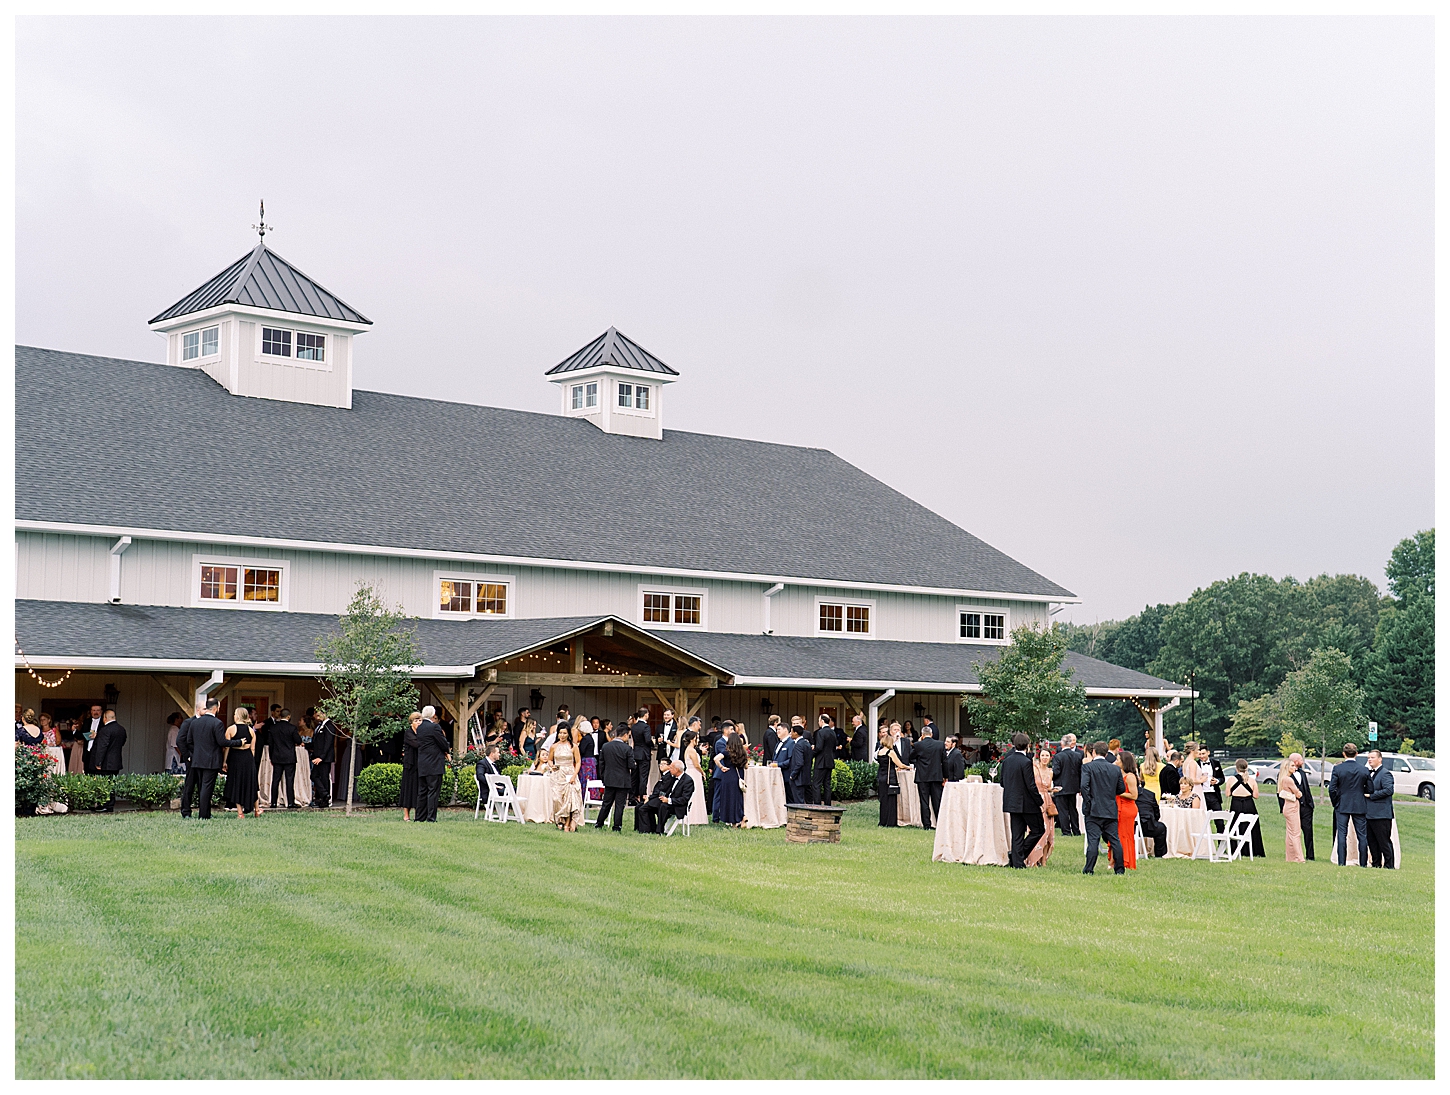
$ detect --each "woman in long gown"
[223,709,262,819]
[547,727,583,830]
[293,715,313,807]
[876,727,905,826]
[1025,746,1057,866]
[573,715,597,803]
[1115,750,1140,870]
[1181,745,1207,807]
[62,719,85,773]
[399,711,422,821]
[1278,763,1305,862]
[714,733,747,826]
[1227,758,1265,858]
[681,729,709,826]
[1141,746,1161,797]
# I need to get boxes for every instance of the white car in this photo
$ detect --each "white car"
[1373,753,1436,800]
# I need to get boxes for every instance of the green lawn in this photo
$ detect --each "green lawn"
[15,796,1434,1079]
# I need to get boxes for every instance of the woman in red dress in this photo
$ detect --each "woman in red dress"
[1116,749,1140,870]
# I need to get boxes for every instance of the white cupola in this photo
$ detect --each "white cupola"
[148,215,371,409]
[546,327,679,440]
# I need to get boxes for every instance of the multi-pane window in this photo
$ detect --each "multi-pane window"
[262,327,292,357]
[296,332,325,361]
[570,382,599,410]
[960,610,1007,641]
[437,578,509,617]
[618,382,634,407]
[819,601,872,636]
[182,326,219,361]
[634,384,650,410]
[199,564,280,605]
[642,590,703,628]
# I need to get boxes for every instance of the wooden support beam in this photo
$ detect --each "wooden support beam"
[1131,697,1159,733]
[423,680,460,723]
[674,688,688,725]
[650,688,673,712]
[462,684,497,729]
[570,639,584,674]
[152,675,198,716]
[493,672,717,690]
[686,689,715,720]
[843,693,865,718]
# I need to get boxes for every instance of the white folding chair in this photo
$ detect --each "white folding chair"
[1191,810,1235,861]
[1223,812,1258,861]
[482,774,525,824]
[581,779,606,824]
[663,779,696,836]
[1133,816,1148,858]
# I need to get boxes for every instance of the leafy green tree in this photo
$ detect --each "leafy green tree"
[315,584,422,815]
[964,624,1089,746]
[1296,574,1385,689]
[1282,648,1365,764]
[1276,728,1307,759]
[1385,528,1434,601]
[1365,592,1434,740]
[1225,689,1290,753]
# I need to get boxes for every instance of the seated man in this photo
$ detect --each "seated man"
[637,759,694,834]
[1136,778,1169,857]
[475,744,502,809]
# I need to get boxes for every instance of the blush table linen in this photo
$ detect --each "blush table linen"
[931,781,1012,866]
[743,766,788,828]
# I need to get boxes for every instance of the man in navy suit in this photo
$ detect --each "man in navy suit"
[180,698,230,820]
[771,723,797,803]
[1080,741,1126,874]
[812,716,837,806]
[912,729,946,829]
[785,722,812,804]
[999,732,1043,867]
[1364,749,1396,868]
[594,726,634,832]
[1328,743,1370,866]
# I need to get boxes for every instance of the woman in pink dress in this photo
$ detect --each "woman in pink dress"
[1025,745,1057,866]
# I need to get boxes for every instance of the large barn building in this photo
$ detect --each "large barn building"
[14,237,1189,774]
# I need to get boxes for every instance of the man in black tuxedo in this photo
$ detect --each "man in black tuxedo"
[919,715,937,741]
[174,712,198,816]
[812,716,837,806]
[999,732,1043,867]
[912,729,946,829]
[92,709,127,812]
[849,713,869,761]
[1050,734,1083,835]
[307,715,336,809]
[1288,753,1316,859]
[182,698,230,820]
[594,726,634,831]
[509,707,531,751]
[1080,741,1126,874]
[1364,750,1396,868]
[1159,751,1183,798]
[943,736,967,782]
[414,707,451,822]
[475,744,501,811]
[1328,744,1370,866]
[892,722,912,769]
[1135,776,1168,857]
[771,722,798,803]
[637,759,694,833]
[268,710,303,808]
[630,709,654,804]
[657,709,678,764]
[1199,745,1226,831]
[785,723,812,804]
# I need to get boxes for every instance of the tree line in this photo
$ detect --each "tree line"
[1059,530,1434,753]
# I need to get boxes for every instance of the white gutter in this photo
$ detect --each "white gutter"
[108,536,132,603]
[11,655,478,678]
[728,674,1194,699]
[867,688,896,740]
[14,520,1080,605]
[762,582,785,634]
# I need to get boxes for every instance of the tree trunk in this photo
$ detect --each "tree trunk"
[347,733,357,815]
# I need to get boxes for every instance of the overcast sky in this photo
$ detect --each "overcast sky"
[16,16,1433,621]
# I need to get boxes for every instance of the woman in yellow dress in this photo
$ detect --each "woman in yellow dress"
[1141,745,1161,797]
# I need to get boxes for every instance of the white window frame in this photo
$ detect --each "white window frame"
[814,596,876,639]
[569,381,600,412]
[956,605,1010,644]
[191,554,289,611]
[637,584,708,631]
[256,324,332,372]
[182,324,221,363]
[432,571,516,620]
[616,380,655,418]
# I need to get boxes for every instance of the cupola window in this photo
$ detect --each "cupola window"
[571,382,599,410]
[182,326,220,361]
[262,327,292,357]
[296,332,326,362]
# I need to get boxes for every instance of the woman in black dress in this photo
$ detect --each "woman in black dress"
[224,708,262,819]
[1227,758,1265,858]
[399,710,422,821]
[876,726,906,826]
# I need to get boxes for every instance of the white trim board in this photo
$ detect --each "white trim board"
[13,520,1080,604]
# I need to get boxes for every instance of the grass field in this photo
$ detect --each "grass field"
[14,795,1434,1079]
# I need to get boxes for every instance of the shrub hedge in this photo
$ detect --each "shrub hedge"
[356,763,402,807]
[50,773,113,811]
[113,773,180,810]
[844,760,878,799]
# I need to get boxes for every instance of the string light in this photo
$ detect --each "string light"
[15,643,73,689]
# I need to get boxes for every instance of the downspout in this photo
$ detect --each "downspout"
[108,536,132,603]
[194,669,225,711]
[867,688,896,747]
[762,583,784,634]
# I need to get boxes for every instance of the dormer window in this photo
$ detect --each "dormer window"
[182,326,219,361]
[618,382,650,410]
[262,327,292,357]
[570,382,599,410]
[296,332,325,362]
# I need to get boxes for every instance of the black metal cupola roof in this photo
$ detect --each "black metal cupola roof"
[545,327,679,377]
[149,241,372,326]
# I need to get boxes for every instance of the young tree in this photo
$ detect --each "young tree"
[1224,689,1290,752]
[315,584,422,815]
[964,624,1089,746]
[1281,648,1365,789]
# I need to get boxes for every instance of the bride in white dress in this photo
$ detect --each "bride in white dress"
[682,730,709,825]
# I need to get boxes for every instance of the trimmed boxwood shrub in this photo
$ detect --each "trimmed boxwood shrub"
[356,763,402,807]
[50,772,113,811]
[844,760,878,799]
[211,774,227,807]
[450,767,478,807]
[114,773,180,810]
[831,759,855,798]
[501,764,530,783]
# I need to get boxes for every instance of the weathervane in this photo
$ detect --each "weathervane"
[252,199,273,241]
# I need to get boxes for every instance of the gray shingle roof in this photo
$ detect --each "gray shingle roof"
[149,243,372,326]
[14,600,1181,694]
[15,346,1073,598]
[544,327,678,376]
